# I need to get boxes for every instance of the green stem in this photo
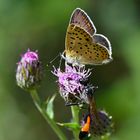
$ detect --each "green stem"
[71,106,80,140]
[30,89,67,140]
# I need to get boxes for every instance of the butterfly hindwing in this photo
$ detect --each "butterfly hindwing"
[93,34,112,53]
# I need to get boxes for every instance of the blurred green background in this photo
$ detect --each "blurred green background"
[0,0,140,139]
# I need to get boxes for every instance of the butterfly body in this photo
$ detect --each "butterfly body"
[65,8,112,65]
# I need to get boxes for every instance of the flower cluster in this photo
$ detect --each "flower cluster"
[16,48,113,139]
[16,49,42,90]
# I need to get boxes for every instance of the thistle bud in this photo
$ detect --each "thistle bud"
[16,49,42,90]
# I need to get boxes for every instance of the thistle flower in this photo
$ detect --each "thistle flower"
[16,49,42,90]
[52,64,96,105]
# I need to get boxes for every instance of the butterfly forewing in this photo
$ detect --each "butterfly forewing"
[70,8,96,36]
[65,25,111,65]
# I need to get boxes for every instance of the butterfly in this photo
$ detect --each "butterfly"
[65,8,112,65]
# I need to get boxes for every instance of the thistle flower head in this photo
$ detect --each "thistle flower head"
[52,64,96,105]
[16,49,42,90]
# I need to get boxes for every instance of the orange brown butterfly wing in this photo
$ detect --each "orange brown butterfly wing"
[65,25,111,65]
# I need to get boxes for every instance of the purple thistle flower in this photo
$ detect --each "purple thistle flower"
[16,49,42,90]
[52,64,96,105]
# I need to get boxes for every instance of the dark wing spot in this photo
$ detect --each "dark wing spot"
[86,38,89,41]
[76,51,79,53]
[80,47,82,49]
[70,37,75,40]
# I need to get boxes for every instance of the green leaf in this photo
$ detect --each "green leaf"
[57,122,80,131]
[46,94,56,119]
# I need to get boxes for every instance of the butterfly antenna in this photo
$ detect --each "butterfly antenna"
[47,53,60,67]
[59,51,65,69]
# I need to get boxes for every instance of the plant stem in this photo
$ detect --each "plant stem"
[30,89,67,140]
[71,106,80,140]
